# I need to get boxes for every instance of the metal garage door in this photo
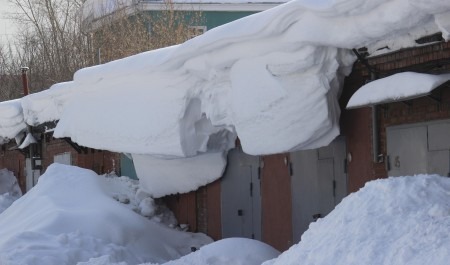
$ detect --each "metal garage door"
[290,136,348,242]
[221,148,261,240]
[387,120,450,177]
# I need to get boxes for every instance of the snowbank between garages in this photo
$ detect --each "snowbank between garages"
[82,238,280,265]
[162,238,280,265]
[263,175,450,265]
[0,164,211,265]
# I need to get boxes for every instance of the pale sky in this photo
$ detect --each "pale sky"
[0,0,18,45]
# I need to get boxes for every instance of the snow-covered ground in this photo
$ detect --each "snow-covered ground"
[0,164,212,265]
[1,165,449,264]
[264,174,450,265]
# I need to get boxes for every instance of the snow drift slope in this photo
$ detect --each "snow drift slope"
[0,164,211,265]
[264,175,450,265]
[162,238,280,265]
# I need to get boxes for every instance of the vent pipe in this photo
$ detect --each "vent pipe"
[21,67,30,96]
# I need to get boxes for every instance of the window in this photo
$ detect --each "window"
[188,26,207,39]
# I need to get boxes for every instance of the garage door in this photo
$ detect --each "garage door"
[221,148,261,240]
[290,136,347,242]
[387,120,450,177]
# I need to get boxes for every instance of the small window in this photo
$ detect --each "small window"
[54,152,72,165]
[188,26,207,39]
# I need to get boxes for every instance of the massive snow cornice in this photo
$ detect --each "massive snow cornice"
[2,0,450,196]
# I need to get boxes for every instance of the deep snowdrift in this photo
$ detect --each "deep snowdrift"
[82,238,280,265]
[263,175,450,265]
[162,238,280,265]
[0,164,211,265]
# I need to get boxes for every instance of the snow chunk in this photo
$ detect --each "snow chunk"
[163,238,280,265]
[132,152,226,198]
[264,175,450,265]
[21,81,76,126]
[347,72,450,109]
[0,164,212,265]
[0,99,26,143]
[436,11,450,41]
[18,132,37,149]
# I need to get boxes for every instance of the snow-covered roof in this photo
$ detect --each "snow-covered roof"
[0,99,26,144]
[2,0,450,197]
[347,72,450,109]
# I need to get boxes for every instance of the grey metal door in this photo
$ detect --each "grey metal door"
[290,136,347,242]
[387,126,428,176]
[221,148,261,240]
[387,120,450,177]
[427,122,450,176]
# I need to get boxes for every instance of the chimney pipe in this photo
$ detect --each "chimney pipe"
[21,67,30,96]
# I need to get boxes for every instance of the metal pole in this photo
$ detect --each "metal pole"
[21,67,35,190]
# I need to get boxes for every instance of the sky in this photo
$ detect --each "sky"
[0,0,18,45]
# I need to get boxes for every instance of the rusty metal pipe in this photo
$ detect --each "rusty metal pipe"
[21,67,30,96]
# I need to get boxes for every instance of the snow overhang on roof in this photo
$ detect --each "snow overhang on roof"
[346,72,450,109]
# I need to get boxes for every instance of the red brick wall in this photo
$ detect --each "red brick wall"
[165,191,198,232]
[42,137,120,175]
[341,40,450,192]
[163,179,222,241]
[261,154,293,251]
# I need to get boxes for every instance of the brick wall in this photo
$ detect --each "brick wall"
[163,179,222,241]
[341,40,450,192]
[42,137,120,175]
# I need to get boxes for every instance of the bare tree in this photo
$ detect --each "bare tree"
[85,0,204,63]
[0,0,204,100]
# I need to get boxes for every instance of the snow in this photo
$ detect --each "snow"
[161,238,280,265]
[21,81,76,126]
[0,164,212,265]
[436,11,450,41]
[18,132,37,149]
[346,72,450,109]
[0,169,22,214]
[0,99,26,144]
[263,175,450,265]
[2,167,450,265]
[2,0,450,196]
[133,152,227,197]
